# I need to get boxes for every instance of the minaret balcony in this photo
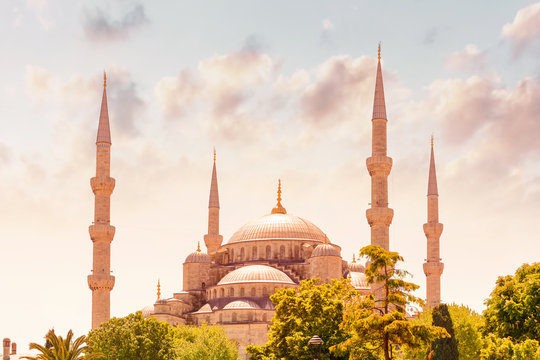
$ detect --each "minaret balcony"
[90,176,115,195]
[423,261,444,276]
[423,223,443,238]
[366,207,394,226]
[89,223,116,242]
[87,274,115,291]
[366,156,393,176]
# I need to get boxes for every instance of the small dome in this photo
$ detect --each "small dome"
[141,305,154,318]
[195,303,213,313]
[348,261,365,273]
[349,271,369,289]
[218,265,295,285]
[311,243,340,258]
[184,250,211,264]
[223,299,261,310]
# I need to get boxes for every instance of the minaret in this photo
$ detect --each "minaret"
[87,72,116,329]
[423,136,444,308]
[366,44,394,251]
[204,149,223,258]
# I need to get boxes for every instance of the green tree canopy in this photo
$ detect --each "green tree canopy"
[404,304,485,360]
[246,278,357,360]
[480,334,540,360]
[429,304,459,360]
[86,312,238,360]
[22,329,100,360]
[483,262,539,342]
[332,245,448,360]
[173,324,238,360]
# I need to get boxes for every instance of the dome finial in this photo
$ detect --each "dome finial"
[324,234,328,244]
[213,147,216,163]
[104,71,107,88]
[378,42,381,62]
[157,279,161,300]
[271,179,287,214]
[431,134,434,148]
[352,253,356,263]
[196,241,201,252]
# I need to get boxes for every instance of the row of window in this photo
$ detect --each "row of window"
[195,312,269,325]
[226,244,302,263]
[206,285,283,299]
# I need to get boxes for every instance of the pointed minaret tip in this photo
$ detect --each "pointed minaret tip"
[372,43,387,120]
[428,136,439,196]
[96,71,112,145]
[271,179,287,214]
[209,150,220,208]
[157,279,161,300]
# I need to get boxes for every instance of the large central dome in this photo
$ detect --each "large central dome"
[227,212,326,244]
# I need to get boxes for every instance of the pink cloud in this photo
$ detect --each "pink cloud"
[501,2,540,51]
[445,44,486,72]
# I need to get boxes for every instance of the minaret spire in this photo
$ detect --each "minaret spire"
[88,73,116,329]
[271,179,287,214]
[366,44,394,304]
[204,150,223,258]
[366,44,394,250]
[423,137,444,308]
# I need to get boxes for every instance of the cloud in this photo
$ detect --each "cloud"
[83,3,149,42]
[26,0,54,30]
[445,44,486,72]
[25,65,52,101]
[501,1,540,52]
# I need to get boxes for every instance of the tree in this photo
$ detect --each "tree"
[246,278,357,360]
[480,334,540,360]
[22,329,101,360]
[404,304,484,360]
[86,312,177,360]
[332,245,448,360]
[429,304,458,360]
[483,262,539,342]
[173,324,238,360]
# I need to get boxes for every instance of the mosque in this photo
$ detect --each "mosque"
[87,46,444,358]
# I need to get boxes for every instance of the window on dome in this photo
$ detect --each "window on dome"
[232,313,237,322]
[240,287,245,296]
[220,288,224,297]
[240,247,245,261]
[266,245,271,259]
[251,287,256,297]
[279,245,285,259]
[252,246,257,260]
[229,288,235,297]
[294,245,300,258]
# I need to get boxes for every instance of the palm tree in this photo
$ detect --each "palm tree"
[21,329,102,360]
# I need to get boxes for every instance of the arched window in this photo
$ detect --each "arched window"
[252,246,258,259]
[279,245,285,259]
[240,247,245,261]
[201,282,206,289]
[262,313,267,322]
[230,249,235,262]
[248,313,253,322]
[232,313,237,322]
[294,245,300,258]
[229,288,235,297]
[219,313,223,323]
[220,288,224,297]
[240,287,245,296]
[213,289,217,298]
[262,287,268,297]
[266,245,271,259]
[251,287,256,297]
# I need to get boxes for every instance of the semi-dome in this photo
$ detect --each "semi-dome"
[184,243,211,263]
[218,265,295,285]
[349,271,369,289]
[311,243,340,258]
[228,213,326,244]
[223,299,261,310]
[348,255,365,272]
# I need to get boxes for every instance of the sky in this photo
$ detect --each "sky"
[1,0,540,351]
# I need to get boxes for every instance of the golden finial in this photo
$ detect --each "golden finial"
[352,253,356,263]
[378,42,381,61]
[104,71,107,88]
[213,148,216,163]
[324,234,328,244]
[431,135,434,148]
[157,279,161,300]
[196,241,201,252]
[271,179,287,214]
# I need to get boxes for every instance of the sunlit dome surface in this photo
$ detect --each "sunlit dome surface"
[350,271,369,289]
[218,265,295,285]
[223,299,261,310]
[227,213,326,244]
[311,243,340,257]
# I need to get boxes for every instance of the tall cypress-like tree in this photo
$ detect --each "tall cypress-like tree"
[430,304,459,360]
